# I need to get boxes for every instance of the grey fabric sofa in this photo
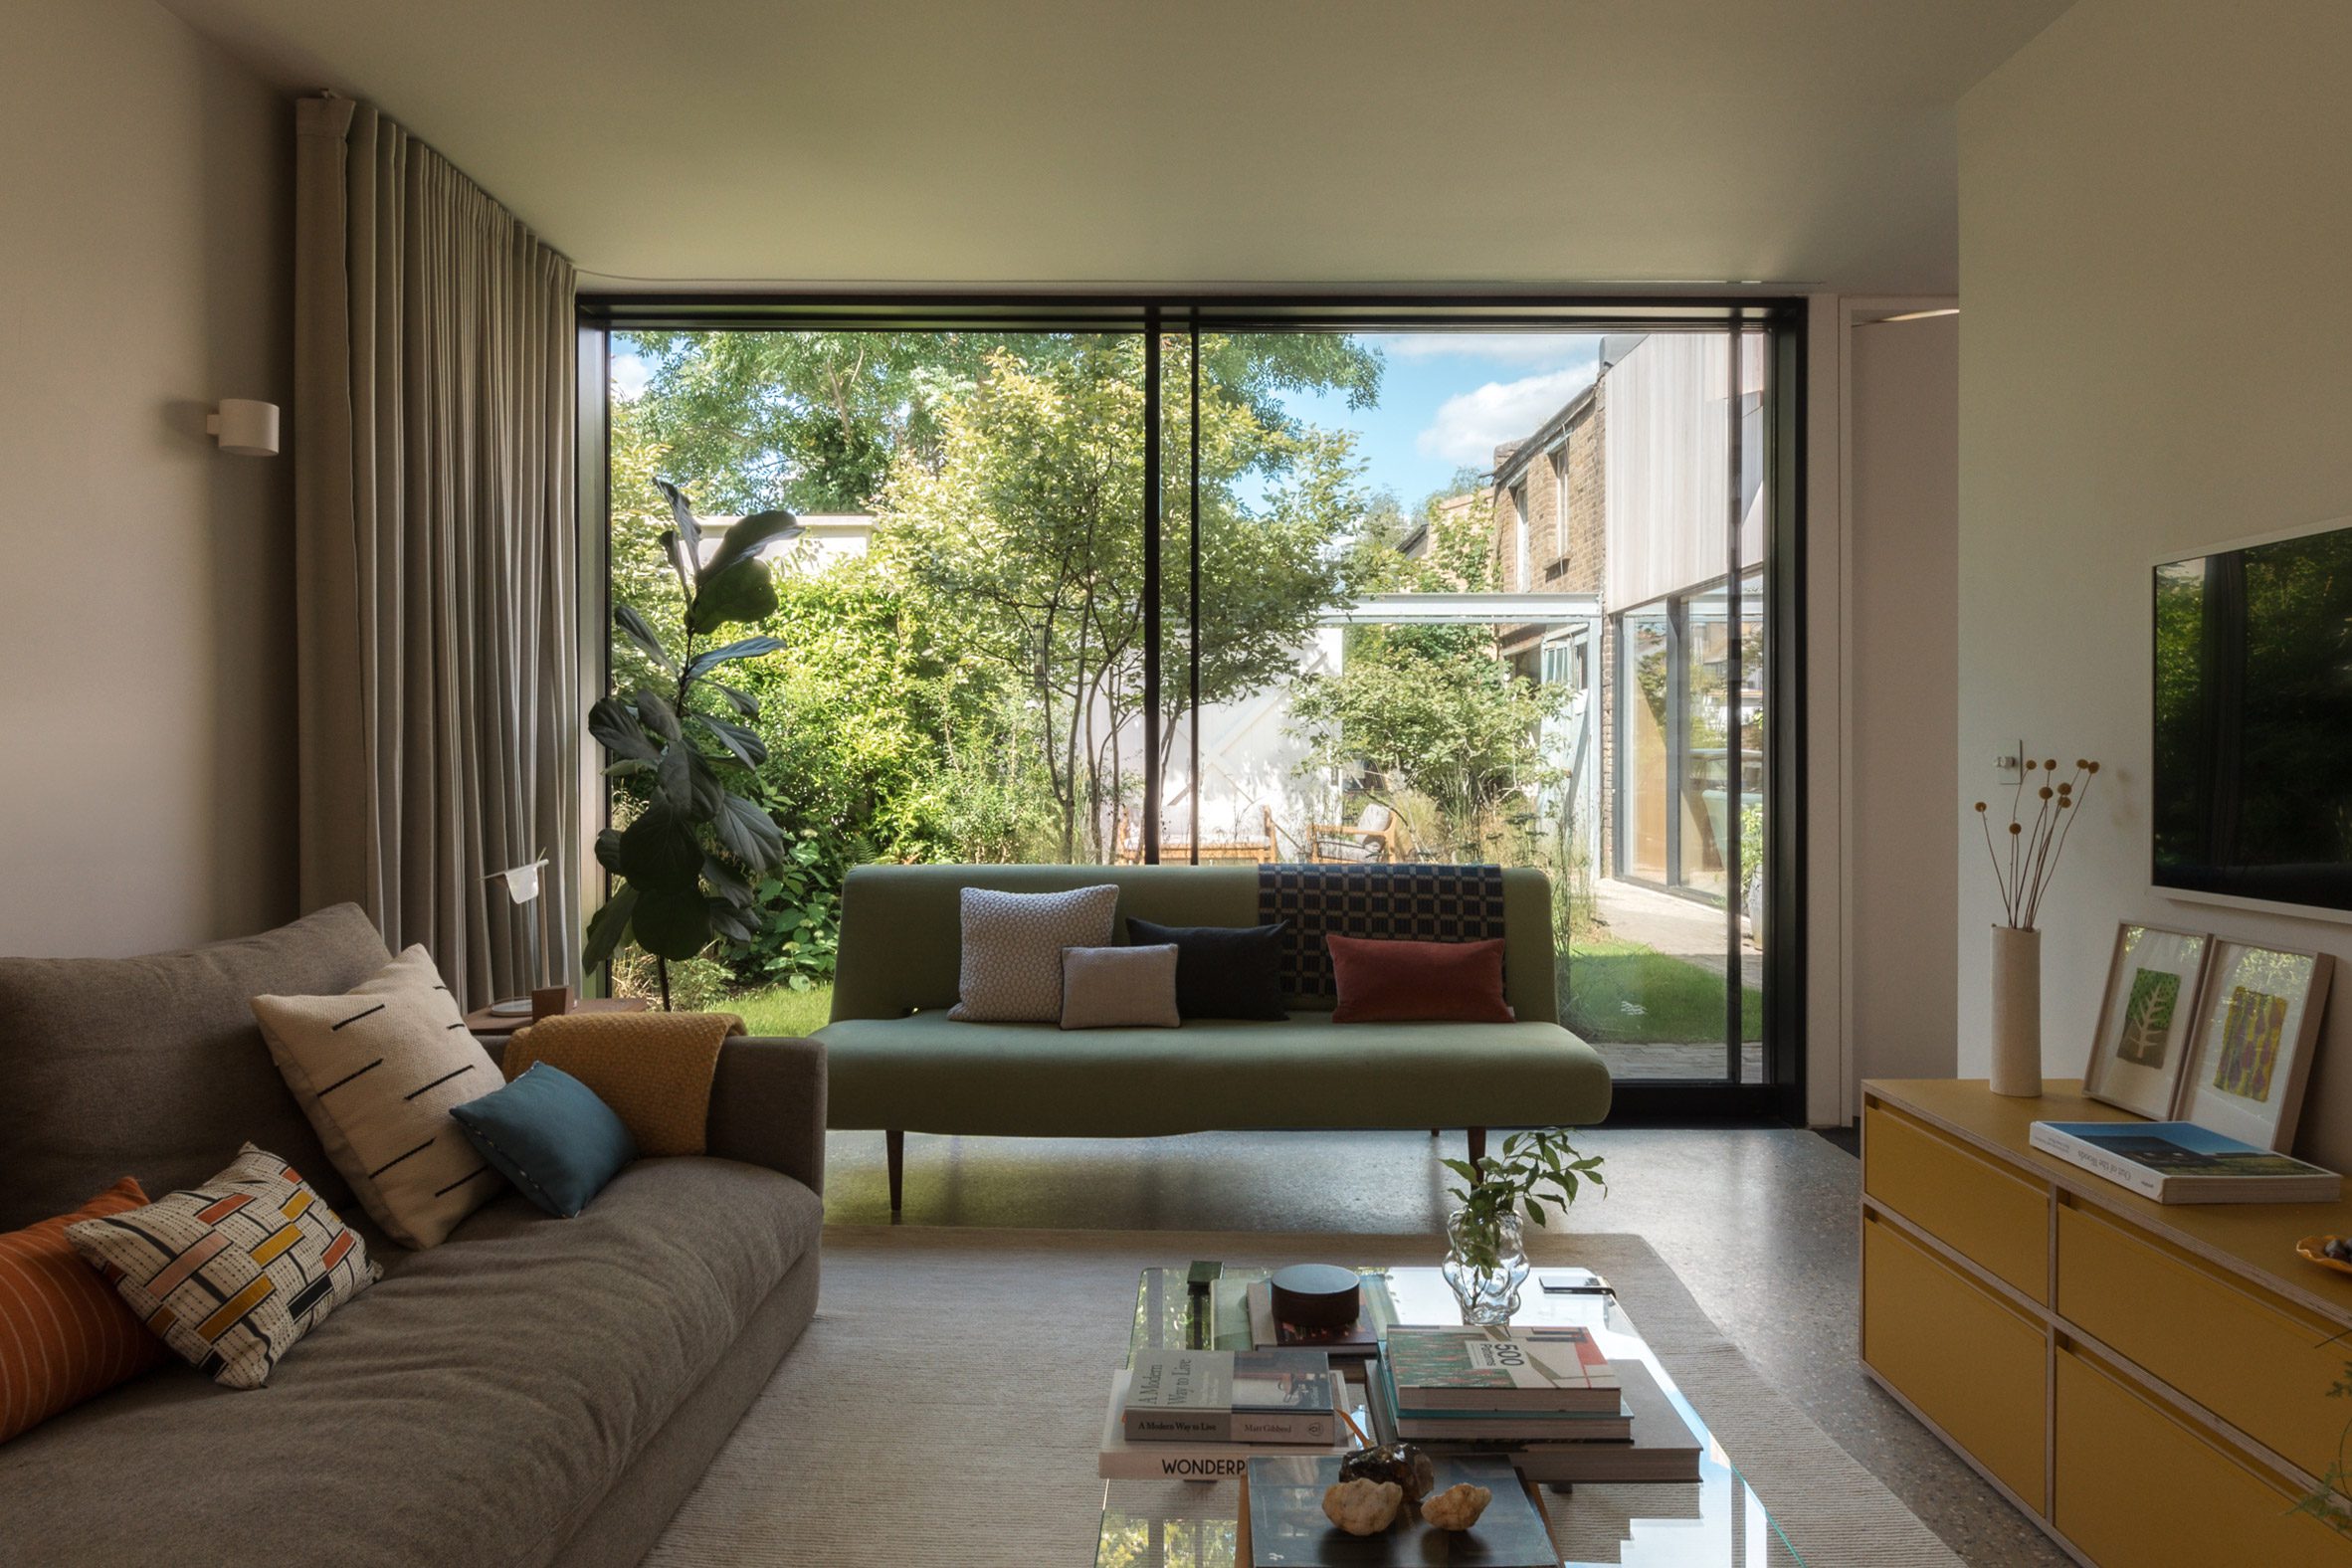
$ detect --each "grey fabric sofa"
[0,904,825,1568]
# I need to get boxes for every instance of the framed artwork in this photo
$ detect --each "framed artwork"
[2175,940,2334,1151]
[2082,923,2211,1119]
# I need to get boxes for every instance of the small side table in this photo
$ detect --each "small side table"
[464,996,650,1040]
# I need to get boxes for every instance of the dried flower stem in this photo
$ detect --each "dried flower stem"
[1973,751,2098,930]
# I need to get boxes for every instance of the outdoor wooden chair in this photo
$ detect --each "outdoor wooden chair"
[1307,801,1411,863]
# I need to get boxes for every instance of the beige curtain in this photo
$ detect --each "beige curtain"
[294,96,580,1010]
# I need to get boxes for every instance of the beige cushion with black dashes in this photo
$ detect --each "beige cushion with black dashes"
[249,947,503,1249]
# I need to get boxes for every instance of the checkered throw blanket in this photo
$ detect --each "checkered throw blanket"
[1257,863,1508,998]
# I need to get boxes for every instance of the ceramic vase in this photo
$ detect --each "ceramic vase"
[1990,924,2043,1097]
[1442,1209,1529,1326]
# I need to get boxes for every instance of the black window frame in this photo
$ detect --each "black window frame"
[578,292,1809,1122]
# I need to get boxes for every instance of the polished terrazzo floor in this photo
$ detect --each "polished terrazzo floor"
[819,1124,2068,1568]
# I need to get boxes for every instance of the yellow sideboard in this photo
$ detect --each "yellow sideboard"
[1861,1078,2352,1567]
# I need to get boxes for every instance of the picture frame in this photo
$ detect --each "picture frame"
[2173,939,2334,1151]
[2082,923,2212,1119]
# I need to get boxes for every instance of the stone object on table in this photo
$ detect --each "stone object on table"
[1321,1477,1402,1536]
[1339,1442,1435,1502]
[1422,1481,1492,1531]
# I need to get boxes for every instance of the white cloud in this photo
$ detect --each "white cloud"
[611,352,651,401]
[1416,365,1598,467]
[1368,331,1601,369]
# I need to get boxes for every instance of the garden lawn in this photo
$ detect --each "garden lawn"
[1561,936,1762,1046]
[729,982,836,1038]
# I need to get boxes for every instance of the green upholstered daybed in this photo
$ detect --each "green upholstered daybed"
[816,864,1613,1210]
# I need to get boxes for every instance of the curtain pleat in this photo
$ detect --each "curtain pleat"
[294,97,579,1010]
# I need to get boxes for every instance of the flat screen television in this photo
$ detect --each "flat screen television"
[2153,517,2352,916]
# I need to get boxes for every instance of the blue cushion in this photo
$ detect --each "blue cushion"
[449,1064,636,1218]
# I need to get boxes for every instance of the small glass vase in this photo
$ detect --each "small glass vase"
[1442,1209,1529,1326]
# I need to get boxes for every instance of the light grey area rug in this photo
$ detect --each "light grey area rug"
[645,1228,1960,1568]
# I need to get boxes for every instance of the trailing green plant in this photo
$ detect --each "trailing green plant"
[1441,1128,1606,1272]
[2294,1358,2352,1535]
[583,479,801,1006]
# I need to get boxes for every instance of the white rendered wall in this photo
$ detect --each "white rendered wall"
[0,0,296,956]
[1956,0,2352,1167]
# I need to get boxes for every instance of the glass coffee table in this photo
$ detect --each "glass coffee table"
[1095,1266,1803,1567]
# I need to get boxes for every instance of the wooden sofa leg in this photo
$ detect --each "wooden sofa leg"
[1429,1127,1441,1138]
[885,1130,904,1214]
[1468,1127,1486,1176]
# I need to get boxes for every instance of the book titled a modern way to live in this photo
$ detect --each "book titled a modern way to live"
[2029,1120,2341,1204]
[1121,1348,1339,1444]
[1381,1325,1621,1413]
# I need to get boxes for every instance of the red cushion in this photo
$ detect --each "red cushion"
[0,1177,169,1445]
[1325,935,1515,1023]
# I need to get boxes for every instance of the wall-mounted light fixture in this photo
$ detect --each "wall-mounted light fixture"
[207,399,281,456]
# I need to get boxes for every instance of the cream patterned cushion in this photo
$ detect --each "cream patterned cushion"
[250,946,502,1249]
[66,1145,376,1389]
[948,884,1120,1023]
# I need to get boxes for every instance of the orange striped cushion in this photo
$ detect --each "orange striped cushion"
[0,1177,168,1444]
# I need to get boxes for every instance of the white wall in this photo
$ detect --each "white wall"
[1957,0,2352,1166]
[0,0,295,955]
[1847,311,1960,1088]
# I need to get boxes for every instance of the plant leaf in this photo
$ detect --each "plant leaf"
[653,479,704,583]
[635,687,683,743]
[593,827,624,874]
[612,603,676,674]
[692,711,769,768]
[657,743,696,817]
[580,884,639,972]
[686,636,786,681]
[702,509,804,581]
[701,855,755,907]
[631,885,711,961]
[588,696,659,763]
[708,899,759,943]
[617,800,702,891]
[686,559,780,635]
[706,681,759,718]
[713,794,785,873]
[659,529,695,600]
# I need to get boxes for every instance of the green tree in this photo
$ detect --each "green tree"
[619,329,1383,514]
[1288,494,1566,856]
[876,338,1367,861]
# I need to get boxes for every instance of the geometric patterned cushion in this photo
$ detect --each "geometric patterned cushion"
[66,1145,377,1389]
[249,947,504,1249]
[946,884,1120,1023]
[1257,863,1507,1000]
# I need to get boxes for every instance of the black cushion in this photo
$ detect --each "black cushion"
[1125,917,1289,1021]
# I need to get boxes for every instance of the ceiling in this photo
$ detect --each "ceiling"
[158,0,2071,295]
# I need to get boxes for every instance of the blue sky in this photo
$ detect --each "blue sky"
[612,329,1605,512]
[1282,332,1604,508]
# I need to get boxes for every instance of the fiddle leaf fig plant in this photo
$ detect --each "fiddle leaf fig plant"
[1441,1128,1606,1271]
[583,479,802,1006]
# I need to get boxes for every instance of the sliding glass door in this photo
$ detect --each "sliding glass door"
[592,300,1800,1103]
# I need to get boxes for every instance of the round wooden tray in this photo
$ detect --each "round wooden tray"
[2295,1235,2352,1276]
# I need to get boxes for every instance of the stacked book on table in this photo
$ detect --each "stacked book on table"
[1099,1349,1354,1480]
[1369,1325,1701,1483]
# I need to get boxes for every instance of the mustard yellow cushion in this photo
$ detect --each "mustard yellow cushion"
[500,1011,742,1156]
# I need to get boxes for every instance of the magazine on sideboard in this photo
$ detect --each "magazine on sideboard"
[2029,1119,2341,1204]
